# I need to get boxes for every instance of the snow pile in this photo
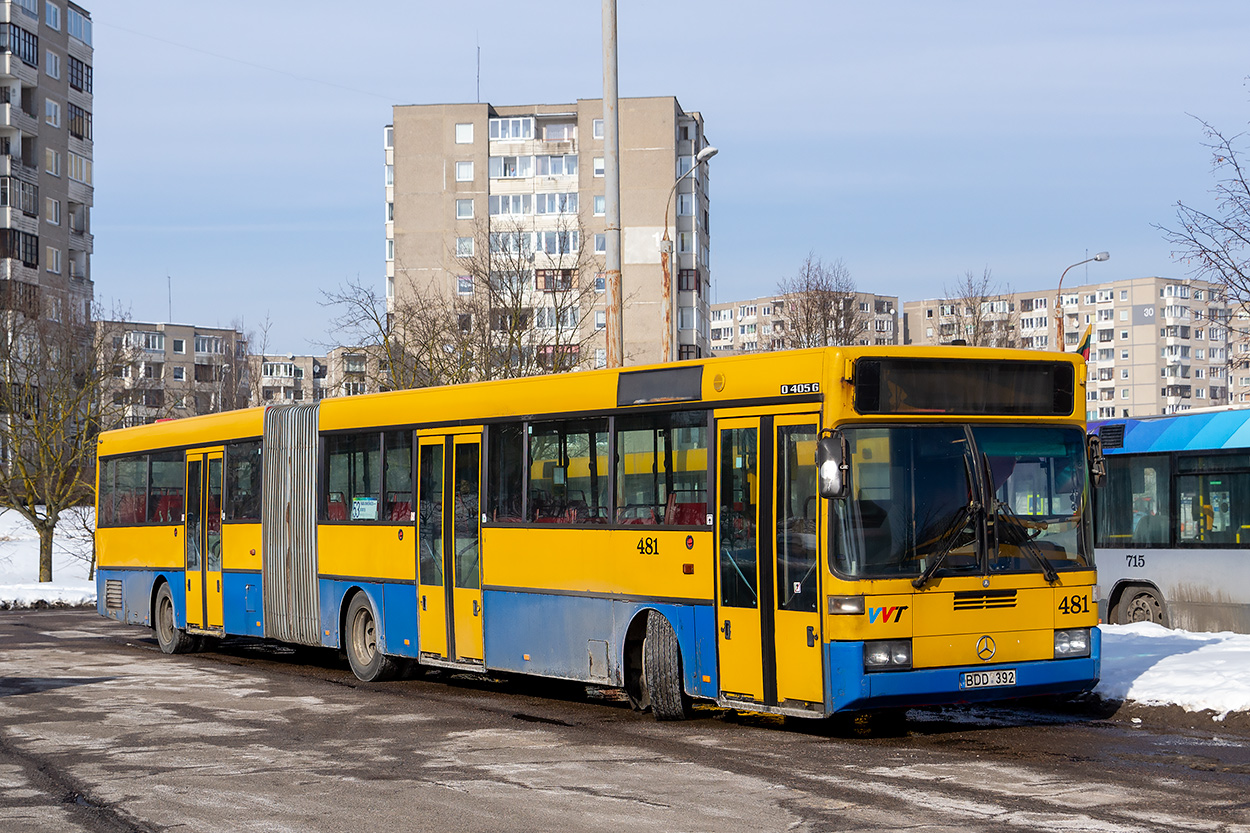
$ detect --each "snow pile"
[0,507,95,609]
[1094,622,1250,719]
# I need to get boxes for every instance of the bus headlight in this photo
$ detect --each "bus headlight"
[1054,628,1091,659]
[864,639,912,671]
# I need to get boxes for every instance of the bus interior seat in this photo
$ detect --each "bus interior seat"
[1133,513,1168,544]
[327,492,347,521]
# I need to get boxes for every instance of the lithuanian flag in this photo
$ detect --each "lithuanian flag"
[1073,324,1093,361]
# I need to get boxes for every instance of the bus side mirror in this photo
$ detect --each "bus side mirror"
[817,433,848,499]
[1087,433,1106,488]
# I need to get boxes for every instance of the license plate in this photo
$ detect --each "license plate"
[960,669,1016,690]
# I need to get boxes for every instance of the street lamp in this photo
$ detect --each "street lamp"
[661,145,718,362]
[1055,251,1109,350]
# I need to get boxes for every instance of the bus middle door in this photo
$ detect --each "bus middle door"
[184,449,224,633]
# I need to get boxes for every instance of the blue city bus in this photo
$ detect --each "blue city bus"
[1093,408,1250,633]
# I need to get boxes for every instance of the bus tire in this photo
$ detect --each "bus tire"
[345,592,398,682]
[1119,586,1165,626]
[154,583,196,655]
[644,612,690,721]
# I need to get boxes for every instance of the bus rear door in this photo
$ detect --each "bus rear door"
[184,448,224,633]
[416,431,484,667]
[715,416,823,711]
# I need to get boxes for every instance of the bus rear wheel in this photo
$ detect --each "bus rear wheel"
[643,612,691,721]
[154,583,196,655]
[345,593,398,682]
[1119,587,1165,626]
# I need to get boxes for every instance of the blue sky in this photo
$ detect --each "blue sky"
[92,1,1250,353]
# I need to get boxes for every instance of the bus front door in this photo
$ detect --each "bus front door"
[715,416,823,710]
[184,449,224,633]
[416,432,484,667]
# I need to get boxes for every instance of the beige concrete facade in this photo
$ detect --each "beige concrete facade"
[99,321,249,427]
[249,354,328,406]
[903,276,1232,419]
[709,291,899,354]
[386,97,712,369]
[0,1,93,329]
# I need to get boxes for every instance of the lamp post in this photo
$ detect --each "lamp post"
[661,145,718,363]
[1055,251,1109,351]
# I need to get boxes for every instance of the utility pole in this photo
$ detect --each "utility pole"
[602,0,624,367]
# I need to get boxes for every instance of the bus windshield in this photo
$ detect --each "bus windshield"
[831,424,1092,578]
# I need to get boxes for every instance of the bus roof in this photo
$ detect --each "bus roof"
[1093,408,1250,455]
[97,407,265,458]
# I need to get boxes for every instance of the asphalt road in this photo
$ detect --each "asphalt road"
[2,609,1249,833]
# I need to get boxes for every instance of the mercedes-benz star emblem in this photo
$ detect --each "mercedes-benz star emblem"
[976,635,997,661]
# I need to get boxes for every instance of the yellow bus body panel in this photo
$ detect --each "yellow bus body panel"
[222,523,262,572]
[317,525,414,583]
[483,527,713,600]
[97,526,181,570]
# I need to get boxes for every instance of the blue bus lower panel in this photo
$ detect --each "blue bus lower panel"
[222,572,264,637]
[97,569,171,628]
[825,629,1101,713]
[481,590,718,700]
[314,579,420,658]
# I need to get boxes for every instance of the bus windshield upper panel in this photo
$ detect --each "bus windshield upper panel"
[831,425,1093,579]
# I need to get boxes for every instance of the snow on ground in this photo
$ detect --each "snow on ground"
[1,507,1248,718]
[0,507,95,608]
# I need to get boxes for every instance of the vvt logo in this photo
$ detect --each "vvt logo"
[868,605,908,624]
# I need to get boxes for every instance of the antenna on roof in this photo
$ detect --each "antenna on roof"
[476,33,480,103]
[167,276,172,323]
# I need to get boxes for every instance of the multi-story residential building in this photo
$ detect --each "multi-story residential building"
[709,291,899,354]
[903,276,1232,419]
[0,0,93,330]
[386,97,712,370]
[249,353,328,406]
[99,321,249,427]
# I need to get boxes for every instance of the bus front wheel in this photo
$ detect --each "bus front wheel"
[1119,586,1166,626]
[154,583,196,655]
[643,612,691,721]
[345,593,398,682]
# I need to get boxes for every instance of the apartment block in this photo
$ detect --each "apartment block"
[709,291,899,354]
[0,0,93,328]
[903,276,1231,419]
[99,322,250,427]
[249,353,328,406]
[386,97,712,370]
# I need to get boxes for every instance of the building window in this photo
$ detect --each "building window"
[677,232,692,254]
[67,103,91,140]
[385,239,394,261]
[45,198,59,225]
[66,7,91,45]
[594,233,606,253]
[488,117,533,140]
[677,193,693,216]
[45,99,60,128]
[383,126,393,148]
[45,246,60,274]
[456,237,474,257]
[593,195,605,216]
[535,192,577,214]
[455,123,474,144]
[172,366,185,381]
[45,2,60,30]
[543,123,575,141]
[593,157,604,177]
[595,273,606,293]
[488,194,531,216]
[384,164,393,186]
[595,348,607,369]
[386,201,393,221]
[592,118,604,139]
[488,155,533,178]
[457,276,473,295]
[595,310,606,330]
[455,199,474,219]
[66,152,91,185]
[68,55,92,93]
[455,161,474,182]
[535,155,577,176]
[3,24,39,67]
[0,229,39,268]
[0,177,38,216]
[44,50,59,79]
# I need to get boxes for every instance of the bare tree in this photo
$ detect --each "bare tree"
[321,275,440,391]
[0,302,130,582]
[775,253,866,348]
[1159,116,1250,309]
[940,268,1019,348]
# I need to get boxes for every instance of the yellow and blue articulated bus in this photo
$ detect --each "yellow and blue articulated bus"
[96,346,1100,721]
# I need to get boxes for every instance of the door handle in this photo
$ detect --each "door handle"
[806,625,818,647]
[216,580,220,592]
[421,595,426,611]
[472,599,480,616]
[187,579,191,591]
[721,619,731,639]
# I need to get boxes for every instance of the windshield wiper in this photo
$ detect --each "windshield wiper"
[913,457,979,589]
[989,489,1059,584]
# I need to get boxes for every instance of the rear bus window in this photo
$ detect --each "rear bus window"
[147,452,185,524]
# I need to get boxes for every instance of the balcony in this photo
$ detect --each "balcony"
[0,101,37,135]
[69,224,93,252]
[0,278,38,316]
[0,54,37,86]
